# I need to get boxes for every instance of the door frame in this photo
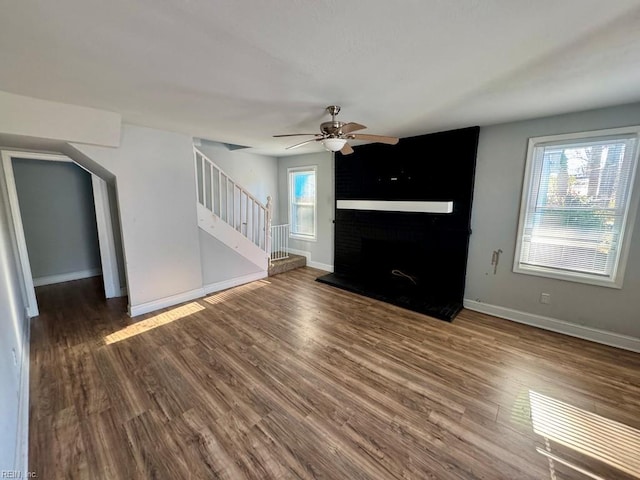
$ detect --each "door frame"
[1,150,121,317]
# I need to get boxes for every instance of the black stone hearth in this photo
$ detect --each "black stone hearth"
[317,273,463,321]
[318,126,479,322]
[316,210,469,321]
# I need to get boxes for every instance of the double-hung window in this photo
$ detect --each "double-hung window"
[514,127,640,288]
[288,166,317,240]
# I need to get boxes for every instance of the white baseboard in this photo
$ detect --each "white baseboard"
[203,271,267,295]
[308,261,334,272]
[33,267,102,287]
[288,248,334,273]
[129,271,268,317]
[15,309,30,473]
[129,287,206,317]
[463,299,640,353]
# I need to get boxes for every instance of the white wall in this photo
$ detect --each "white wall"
[0,161,29,473]
[0,90,120,147]
[196,141,279,222]
[12,158,101,282]
[106,181,127,289]
[278,151,334,270]
[70,125,204,309]
[466,102,640,339]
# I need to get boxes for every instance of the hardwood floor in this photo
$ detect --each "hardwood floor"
[29,268,640,479]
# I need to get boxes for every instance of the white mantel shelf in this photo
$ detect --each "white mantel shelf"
[336,200,453,214]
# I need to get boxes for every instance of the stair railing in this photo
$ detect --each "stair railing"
[270,224,290,262]
[194,147,270,251]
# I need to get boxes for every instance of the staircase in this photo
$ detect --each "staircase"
[268,253,306,276]
[194,147,270,270]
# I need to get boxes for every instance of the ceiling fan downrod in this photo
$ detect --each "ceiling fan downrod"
[326,105,341,122]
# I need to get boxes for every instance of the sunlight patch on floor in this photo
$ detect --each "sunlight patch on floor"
[530,390,640,478]
[104,302,205,345]
[203,279,270,305]
[509,388,532,428]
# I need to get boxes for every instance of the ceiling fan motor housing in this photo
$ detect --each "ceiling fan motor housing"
[320,121,346,137]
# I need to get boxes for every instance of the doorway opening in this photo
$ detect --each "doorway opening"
[1,151,127,317]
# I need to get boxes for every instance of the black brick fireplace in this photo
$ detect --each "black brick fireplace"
[317,126,479,321]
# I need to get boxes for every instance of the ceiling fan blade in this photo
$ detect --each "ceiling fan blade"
[286,138,321,150]
[341,122,366,134]
[350,133,399,145]
[340,143,354,155]
[273,133,319,138]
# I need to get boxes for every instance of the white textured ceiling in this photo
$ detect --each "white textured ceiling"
[2,0,640,155]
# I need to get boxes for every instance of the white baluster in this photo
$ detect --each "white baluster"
[201,155,206,207]
[218,170,222,218]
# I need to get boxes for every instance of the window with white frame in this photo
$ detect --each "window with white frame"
[514,127,640,288]
[288,166,317,240]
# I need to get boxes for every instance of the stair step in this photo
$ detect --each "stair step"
[268,254,306,276]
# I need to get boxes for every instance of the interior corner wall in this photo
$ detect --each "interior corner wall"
[466,102,640,338]
[0,160,28,472]
[278,151,334,269]
[70,124,203,308]
[195,142,279,223]
[12,158,101,282]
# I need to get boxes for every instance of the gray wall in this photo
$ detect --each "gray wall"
[0,160,28,471]
[13,158,101,281]
[197,142,279,223]
[199,230,263,285]
[466,102,640,338]
[278,151,334,269]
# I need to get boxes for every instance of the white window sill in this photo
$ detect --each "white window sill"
[290,234,317,243]
[513,264,622,289]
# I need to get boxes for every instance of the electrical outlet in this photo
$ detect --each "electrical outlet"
[540,293,551,305]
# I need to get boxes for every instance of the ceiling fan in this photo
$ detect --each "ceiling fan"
[273,105,399,155]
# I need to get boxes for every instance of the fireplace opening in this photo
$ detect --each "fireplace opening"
[319,218,469,321]
[361,238,423,287]
[359,235,464,301]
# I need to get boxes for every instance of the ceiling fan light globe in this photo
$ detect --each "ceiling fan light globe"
[322,138,347,152]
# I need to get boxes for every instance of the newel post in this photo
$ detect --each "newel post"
[266,195,273,264]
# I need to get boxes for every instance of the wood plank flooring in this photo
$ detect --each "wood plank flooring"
[29,268,640,479]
